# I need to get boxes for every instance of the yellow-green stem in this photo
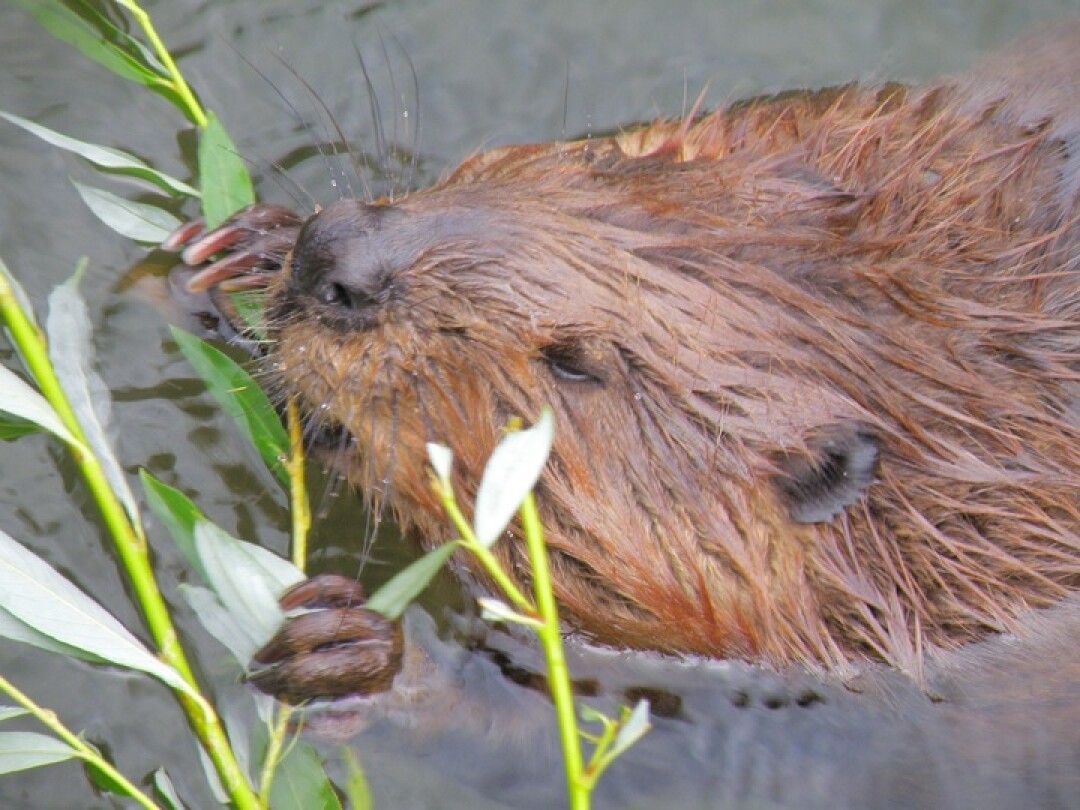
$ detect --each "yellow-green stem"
[258,706,295,803]
[285,400,310,571]
[0,273,261,810]
[0,674,160,810]
[114,0,209,128]
[519,492,587,809]
[436,486,533,614]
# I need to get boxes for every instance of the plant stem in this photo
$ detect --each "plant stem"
[519,492,587,809]
[0,271,262,810]
[258,706,295,803]
[436,487,533,614]
[0,674,161,810]
[114,0,209,128]
[285,400,310,572]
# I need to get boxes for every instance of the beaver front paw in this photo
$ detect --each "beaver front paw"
[248,573,404,705]
[163,203,303,293]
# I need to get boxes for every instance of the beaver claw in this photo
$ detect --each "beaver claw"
[163,203,303,293]
[248,574,404,704]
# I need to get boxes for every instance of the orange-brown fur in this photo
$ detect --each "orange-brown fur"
[263,24,1080,679]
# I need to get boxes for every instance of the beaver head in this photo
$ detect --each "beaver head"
[249,36,1080,679]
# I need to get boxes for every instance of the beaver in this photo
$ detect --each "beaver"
[171,22,1080,695]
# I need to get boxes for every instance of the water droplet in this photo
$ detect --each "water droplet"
[633,392,643,401]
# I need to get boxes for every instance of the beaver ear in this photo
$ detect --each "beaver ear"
[772,423,880,524]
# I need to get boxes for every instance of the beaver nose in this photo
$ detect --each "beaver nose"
[289,200,404,321]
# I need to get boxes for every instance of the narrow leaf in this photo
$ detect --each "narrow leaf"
[72,181,180,243]
[365,541,460,620]
[228,290,267,337]
[0,528,195,698]
[198,112,254,229]
[608,699,652,760]
[48,273,142,529]
[0,414,39,441]
[179,584,261,667]
[140,470,208,584]
[0,365,85,451]
[152,768,189,810]
[170,327,288,482]
[0,732,76,775]
[477,597,543,629]
[0,605,107,664]
[0,708,29,723]
[0,112,197,197]
[270,743,343,810]
[426,443,453,490]
[473,409,554,547]
[193,521,304,657]
[13,0,162,86]
[341,748,373,810]
[579,704,608,725]
[0,255,40,329]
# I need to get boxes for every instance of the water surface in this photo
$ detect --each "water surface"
[0,1,1077,807]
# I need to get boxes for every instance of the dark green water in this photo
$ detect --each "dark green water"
[1,1,1078,807]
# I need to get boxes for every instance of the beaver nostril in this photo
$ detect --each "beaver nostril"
[317,282,356,313]
[316,280,375,312]
[317,281,350,308]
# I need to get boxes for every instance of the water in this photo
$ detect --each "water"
[1,1,1078,807]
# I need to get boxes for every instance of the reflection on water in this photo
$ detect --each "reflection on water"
[1,1,1079,807]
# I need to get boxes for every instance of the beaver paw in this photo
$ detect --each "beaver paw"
[248,573,404,705]
[163,203,303,293]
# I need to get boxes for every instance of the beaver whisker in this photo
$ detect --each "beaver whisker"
[364,24,421,201]
[218,40,326,214]
[271,52,361,202]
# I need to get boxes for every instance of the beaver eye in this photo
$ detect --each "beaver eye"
[541,344,604,384]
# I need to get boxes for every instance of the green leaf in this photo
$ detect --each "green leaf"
[0,528,195,699]
[473,408,554,547]
[270,742,343,810]
[13,0,163,86]
[144,469,303,661]
[170,326,289,483]
[608,699,651,760]
[152,768,189,810]
[365,541,460,620]
[0,414,40,441]
[578,704,608,725]
[71,180,181,243]
[341,748,373,810]
[0,708,30,724]
[228,290,268,338]
[48,271,142,529]
[0,255,40,329]
[139,470,208,584]
[477,597,542,629]
[179,585,258,667]
[0,605,107,664]
[426,443,453,490]
[0,112,197,197]
[0,365,85,452]
[192,521,304,659]
[198,112,254,229]
[0,732,76,775]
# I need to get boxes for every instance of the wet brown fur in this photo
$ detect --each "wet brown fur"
[264,24,1080,679]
